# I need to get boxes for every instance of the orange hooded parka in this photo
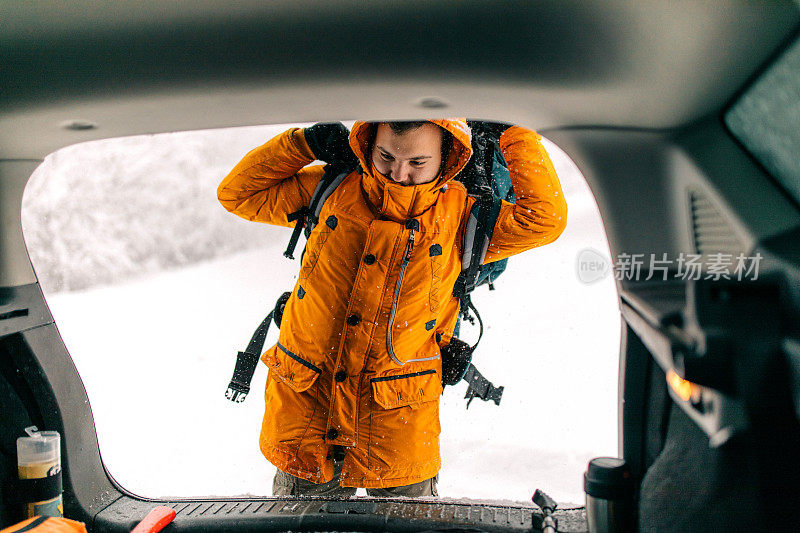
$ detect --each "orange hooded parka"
[218,120,567,488]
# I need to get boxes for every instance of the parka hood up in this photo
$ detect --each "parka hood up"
[348,119,473,222]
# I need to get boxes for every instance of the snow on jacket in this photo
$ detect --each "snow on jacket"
[217,120,567,488]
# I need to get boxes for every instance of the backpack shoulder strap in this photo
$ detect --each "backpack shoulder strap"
[454,188,502,305]
[283,162,354,259]
[225,291,291,403]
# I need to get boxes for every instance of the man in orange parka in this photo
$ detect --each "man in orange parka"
[218,119,567,497]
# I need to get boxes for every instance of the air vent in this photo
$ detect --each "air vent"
[689,190,744,258]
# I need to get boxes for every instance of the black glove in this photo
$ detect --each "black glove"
[467,120,513,142]
[303,122,357,167]
[272,291,292,328]
[441,337,474,386]
[459,121,513,191]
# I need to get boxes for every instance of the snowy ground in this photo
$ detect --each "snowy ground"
[25,125,620,505]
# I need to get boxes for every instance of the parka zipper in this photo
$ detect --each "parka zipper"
[386,222,441,366]
[387,227,415,365]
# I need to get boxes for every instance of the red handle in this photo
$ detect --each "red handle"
[131,506,176,533]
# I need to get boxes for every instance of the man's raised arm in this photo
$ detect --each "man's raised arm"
[217,127,323,228]
[483,125,568,263]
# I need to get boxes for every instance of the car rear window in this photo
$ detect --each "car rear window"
[725,36,800,204]
[21,122,619,504]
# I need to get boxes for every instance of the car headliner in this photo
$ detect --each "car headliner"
[0,1,798,160]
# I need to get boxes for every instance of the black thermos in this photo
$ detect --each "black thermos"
[584,457,636,533]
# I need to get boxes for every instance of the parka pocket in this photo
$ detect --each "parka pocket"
[262,342,321,393]
[299,215,338,283]
[371,369,442,409]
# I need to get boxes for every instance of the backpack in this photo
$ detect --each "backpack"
[456,121,516,289]
[225,121,512,408]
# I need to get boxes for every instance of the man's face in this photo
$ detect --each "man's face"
[371,123,444,186]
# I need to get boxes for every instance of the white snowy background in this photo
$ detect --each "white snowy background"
[21,123,620,505]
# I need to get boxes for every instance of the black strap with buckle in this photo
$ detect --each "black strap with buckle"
[225,292,291,403]
[463,364,504,408]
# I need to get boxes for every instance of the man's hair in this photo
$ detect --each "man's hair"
[369,121,454,176]
[386,121,428,135]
